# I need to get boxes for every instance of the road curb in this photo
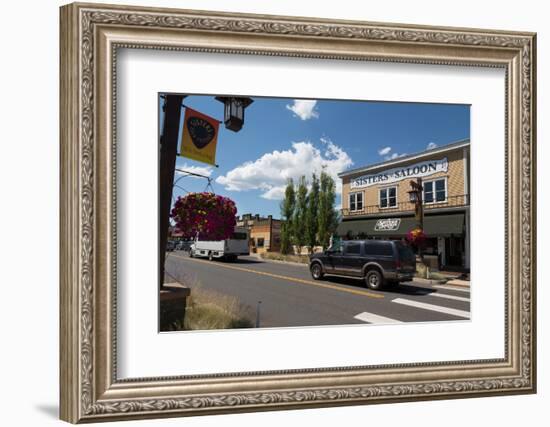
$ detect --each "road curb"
[252,255,309,268]
[413,277,445,286]
[413,276,470,288]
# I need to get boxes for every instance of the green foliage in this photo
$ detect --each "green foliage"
[293,176,308,254]
[280,178,296,254]
[279,172,339,254]
[317,171,338,249]
[305,173,320,253]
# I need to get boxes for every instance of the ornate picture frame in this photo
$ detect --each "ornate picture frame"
[60,2,536,423]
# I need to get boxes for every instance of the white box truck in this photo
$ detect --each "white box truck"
[189,227,250,261]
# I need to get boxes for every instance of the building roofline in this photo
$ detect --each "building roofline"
[338,138,470,178]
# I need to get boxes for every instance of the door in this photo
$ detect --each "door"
[325,240,344,273]
[445,237,464,267]
[341,241,363,276]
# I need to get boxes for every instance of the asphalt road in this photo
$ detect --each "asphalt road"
[165,251,470,328]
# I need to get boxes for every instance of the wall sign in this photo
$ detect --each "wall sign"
[350,158,448,188]
[374,218,401,231]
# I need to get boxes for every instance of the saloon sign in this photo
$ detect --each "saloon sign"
[350,158,448,189]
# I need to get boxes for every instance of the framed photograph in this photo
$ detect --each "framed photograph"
[60,2,536,423]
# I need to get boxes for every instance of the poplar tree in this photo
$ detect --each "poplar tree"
[280,178,296,254]
[317,171,338,249]
[293,176,308,255]
[305,173,320,253]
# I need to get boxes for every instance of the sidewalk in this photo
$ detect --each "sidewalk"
[413,276,470,287]
[248,253,309,267]
[445,279,470,287]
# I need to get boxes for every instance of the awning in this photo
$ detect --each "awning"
[336,214,464,238]
[424,214,464,236]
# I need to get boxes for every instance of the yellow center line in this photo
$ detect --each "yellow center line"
[168,253,384,299]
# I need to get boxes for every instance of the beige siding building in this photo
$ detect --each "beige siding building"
[338,139,470,270]
[236,214,282,254]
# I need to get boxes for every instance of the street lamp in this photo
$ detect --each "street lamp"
[407,188,419,203]
[408,178,424,226]
[408,178,425,265]
[215,96,254,132]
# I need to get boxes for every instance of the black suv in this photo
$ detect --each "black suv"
[309,240,416,290]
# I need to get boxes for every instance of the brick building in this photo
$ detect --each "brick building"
[236,214,282,254]
[337,139,470,270]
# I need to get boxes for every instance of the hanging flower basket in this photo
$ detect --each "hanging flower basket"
[171,192,237,241]
[406,227,427,247]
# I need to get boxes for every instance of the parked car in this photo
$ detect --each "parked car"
[309,239,416,290]
[174,240,192,251]
[166,240,176,252]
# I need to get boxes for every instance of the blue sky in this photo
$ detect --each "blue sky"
[160,95,470,218]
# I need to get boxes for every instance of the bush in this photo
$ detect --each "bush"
[183,286,254,330]
[260,252,309,264]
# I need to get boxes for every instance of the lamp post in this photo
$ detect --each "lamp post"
[215,96,254,132]
[159,94,186,290]
[408,178,424,229]
[408,177,424,261]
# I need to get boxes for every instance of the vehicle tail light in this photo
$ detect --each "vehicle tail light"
[395,259,401,270]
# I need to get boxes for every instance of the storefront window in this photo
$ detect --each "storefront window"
[257,237,265,247]
[379,187,397,208]
[424,178,447,203]
[349,192,363,211]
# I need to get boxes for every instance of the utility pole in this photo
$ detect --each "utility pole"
[159,94,186,290]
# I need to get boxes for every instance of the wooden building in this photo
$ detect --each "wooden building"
[338,139,470,270]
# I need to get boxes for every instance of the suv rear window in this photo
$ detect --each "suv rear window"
[364,241,393,256]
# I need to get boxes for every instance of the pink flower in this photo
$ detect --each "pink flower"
[171,192,237,240]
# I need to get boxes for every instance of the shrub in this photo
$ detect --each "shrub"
[184,285,254,330]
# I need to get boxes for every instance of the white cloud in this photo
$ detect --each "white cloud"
[175,163,213,178]
[378,146,392,156]
[260,186,286,200]
[384,152,407,161]
[285,100,319,120]
[426,142,438,150]
[216,139,353,200]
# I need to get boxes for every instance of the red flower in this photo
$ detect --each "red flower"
[406,227,426,247]
[171,192,237,240]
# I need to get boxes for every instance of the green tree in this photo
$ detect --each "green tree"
[280,178,296,254]
[305,173,320,253]
[317,171,338,249]
[293,176,308,255]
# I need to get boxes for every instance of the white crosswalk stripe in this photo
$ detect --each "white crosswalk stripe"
[391,298,470,319]
[354,312,402,324]
[429,292,470,302]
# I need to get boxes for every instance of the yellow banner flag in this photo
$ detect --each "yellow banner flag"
[179,107,220,166]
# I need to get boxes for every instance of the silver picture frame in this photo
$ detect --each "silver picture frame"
[60,2,536,422]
